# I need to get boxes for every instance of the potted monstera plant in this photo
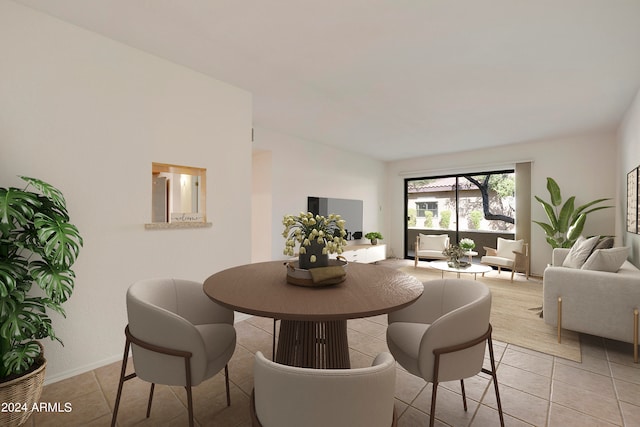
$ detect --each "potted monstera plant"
[0,176,82,426]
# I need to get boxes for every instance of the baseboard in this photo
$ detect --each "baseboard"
[45,311,253,385]
[44,353,124,386]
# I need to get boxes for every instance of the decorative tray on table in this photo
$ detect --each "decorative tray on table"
[285,258,348,287]
[447,260,471,268]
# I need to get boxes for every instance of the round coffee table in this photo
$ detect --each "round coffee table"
[428,260,492,279]
[203,261,423,369]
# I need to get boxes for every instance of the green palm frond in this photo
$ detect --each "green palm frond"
[20,176,66,210]
[30,260,75,304]
[34,213,82,268]
[0,187,39,228]
[0,257,28,298]
[546,177,562,206]
[534,177,611,251]
[1,341,41,375]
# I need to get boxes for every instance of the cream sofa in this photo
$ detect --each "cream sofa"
[543,247,640,362]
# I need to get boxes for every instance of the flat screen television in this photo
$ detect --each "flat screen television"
[307,197,363,240]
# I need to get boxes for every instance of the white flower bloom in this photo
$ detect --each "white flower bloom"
[299,246,306,254]
[282,212,348,256]
[310,255,317,263]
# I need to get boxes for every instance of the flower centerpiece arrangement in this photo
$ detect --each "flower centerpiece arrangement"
[459,238,475,251]
[282,212,348,269]
[442,244,466,269]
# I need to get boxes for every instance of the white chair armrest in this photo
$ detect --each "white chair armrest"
[418,292,490,382]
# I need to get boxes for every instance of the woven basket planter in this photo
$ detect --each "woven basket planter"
[0,357,47,427]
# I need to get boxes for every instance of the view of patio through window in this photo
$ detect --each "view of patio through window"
[405,170,516,259]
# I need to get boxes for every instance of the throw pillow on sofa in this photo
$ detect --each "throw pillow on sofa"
[594,236,614,250]
[562,235,599,268]
[581,247,629,272]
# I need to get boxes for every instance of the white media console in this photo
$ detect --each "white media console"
[331,244,386,264]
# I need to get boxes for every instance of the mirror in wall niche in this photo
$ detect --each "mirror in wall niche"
[308,197,363,240]
[146,162,211,229]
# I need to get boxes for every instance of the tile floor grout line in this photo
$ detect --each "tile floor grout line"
[607,342,627,427]
[546,355,557,427]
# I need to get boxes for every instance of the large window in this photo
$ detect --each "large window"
[405,170,516,258]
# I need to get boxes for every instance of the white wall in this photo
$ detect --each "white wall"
[0,2,252,382]
[618,88,640,265]
[386,132,618,276]
[252,127,387,260]
[252,150,273,262]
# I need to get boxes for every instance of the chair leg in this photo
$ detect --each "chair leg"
[557,297,563,343]
[460,379,467,411]
[634,309,638,363]
[429,381,439,427]
[225,364,231,406]
[186,385,194,427]
[482,331,505,427]
[510,270,515,282]
[146,383,155,418]
[111,338,133,427]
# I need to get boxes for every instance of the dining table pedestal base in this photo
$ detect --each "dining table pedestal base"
[275,320,350,369]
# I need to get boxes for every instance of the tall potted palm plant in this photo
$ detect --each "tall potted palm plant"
[0,176,82,426]
[533,177,612,248]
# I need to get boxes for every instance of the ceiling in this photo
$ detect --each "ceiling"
[16,0,640,161]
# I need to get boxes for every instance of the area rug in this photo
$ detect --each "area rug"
[398,265,582,362]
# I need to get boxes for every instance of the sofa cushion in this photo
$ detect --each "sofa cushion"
[562,235,599,268]
[496,238,524,260]
[419,234,449,251]
[581,247,629,273]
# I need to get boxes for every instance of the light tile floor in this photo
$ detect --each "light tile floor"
[24,262,640,427]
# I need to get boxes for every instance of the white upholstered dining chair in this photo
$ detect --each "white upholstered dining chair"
[111,278,236,427]
[481,237,529,282]
[386,278,504,427]
[250,351,397,427]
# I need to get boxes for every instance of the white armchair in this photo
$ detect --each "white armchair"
[481,237,529,282]
[111,278,236,427]
[386,279,504,427]
[251,351,397,427]
[415,233,450,267]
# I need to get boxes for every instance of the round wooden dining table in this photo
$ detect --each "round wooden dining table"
[203,261,423,369]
